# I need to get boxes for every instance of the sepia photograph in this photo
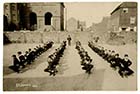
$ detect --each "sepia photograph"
[3,2,137,91]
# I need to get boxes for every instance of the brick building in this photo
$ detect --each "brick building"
[109,2,137,32]
[4,3,65,31]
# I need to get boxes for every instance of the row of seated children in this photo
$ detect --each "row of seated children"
[44,41,67,76]
[10,41,54,73]
[88,41,134,78]
[75,41,94,74]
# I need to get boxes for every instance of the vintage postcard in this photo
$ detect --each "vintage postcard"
[3,2,137,91]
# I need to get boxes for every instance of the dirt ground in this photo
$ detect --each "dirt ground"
[3,43,137,91]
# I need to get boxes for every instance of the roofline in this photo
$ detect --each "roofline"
[111,3,122,15]
[111,2,137,15]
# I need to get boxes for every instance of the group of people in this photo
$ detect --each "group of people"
[10,41,54,73]
[44,41,67,76]
[88,41,134,78]
[75,41,94,74]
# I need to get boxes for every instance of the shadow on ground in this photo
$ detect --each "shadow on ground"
[3,69,105,91]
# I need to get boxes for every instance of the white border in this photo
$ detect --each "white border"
[0,0,139,94]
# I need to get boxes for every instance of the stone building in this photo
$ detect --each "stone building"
[109,2,137,32]
[4,3,65,31]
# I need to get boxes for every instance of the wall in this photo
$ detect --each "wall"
[110,9,120,31]
[4,31,107,45]
[4,3,11,23]
[30,3,63,31]
[110,2,137,32]
[4,31,136,45]
[120,8,137,27]
[107,31,137,45]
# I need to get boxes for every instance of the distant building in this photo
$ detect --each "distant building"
[67,17,86,32]
[4,3,65,31]
[110,2,137,32]
[78,21,86,31]
[67,17,78,31]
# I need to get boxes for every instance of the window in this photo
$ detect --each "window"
[130,17,136,24]
[4,4,8,10]
[11,6,16,10]
[45,12,52,25]
[122,8,128,13]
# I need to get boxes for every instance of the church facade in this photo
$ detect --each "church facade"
[4,3,65,31]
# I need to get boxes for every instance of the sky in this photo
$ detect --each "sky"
[64,2,121,27]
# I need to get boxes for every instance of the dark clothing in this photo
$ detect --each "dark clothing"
[82,63,93,74]
[88,41,134,78]
[44,41,66,76]
[19,55,25,62]
[110,57,122,68]
[19,55,26,68]
[67,36,71,46]
[13,57,20,67]
[119,59,134,76]
[108,55,115,63]
[10,57,20,73]
[27,51,35,64]
[121,59,132,68]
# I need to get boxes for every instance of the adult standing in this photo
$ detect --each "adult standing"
[67,35,72,46]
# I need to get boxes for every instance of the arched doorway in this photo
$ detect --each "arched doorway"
[29,12,37,30]
[45,12,52,25]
